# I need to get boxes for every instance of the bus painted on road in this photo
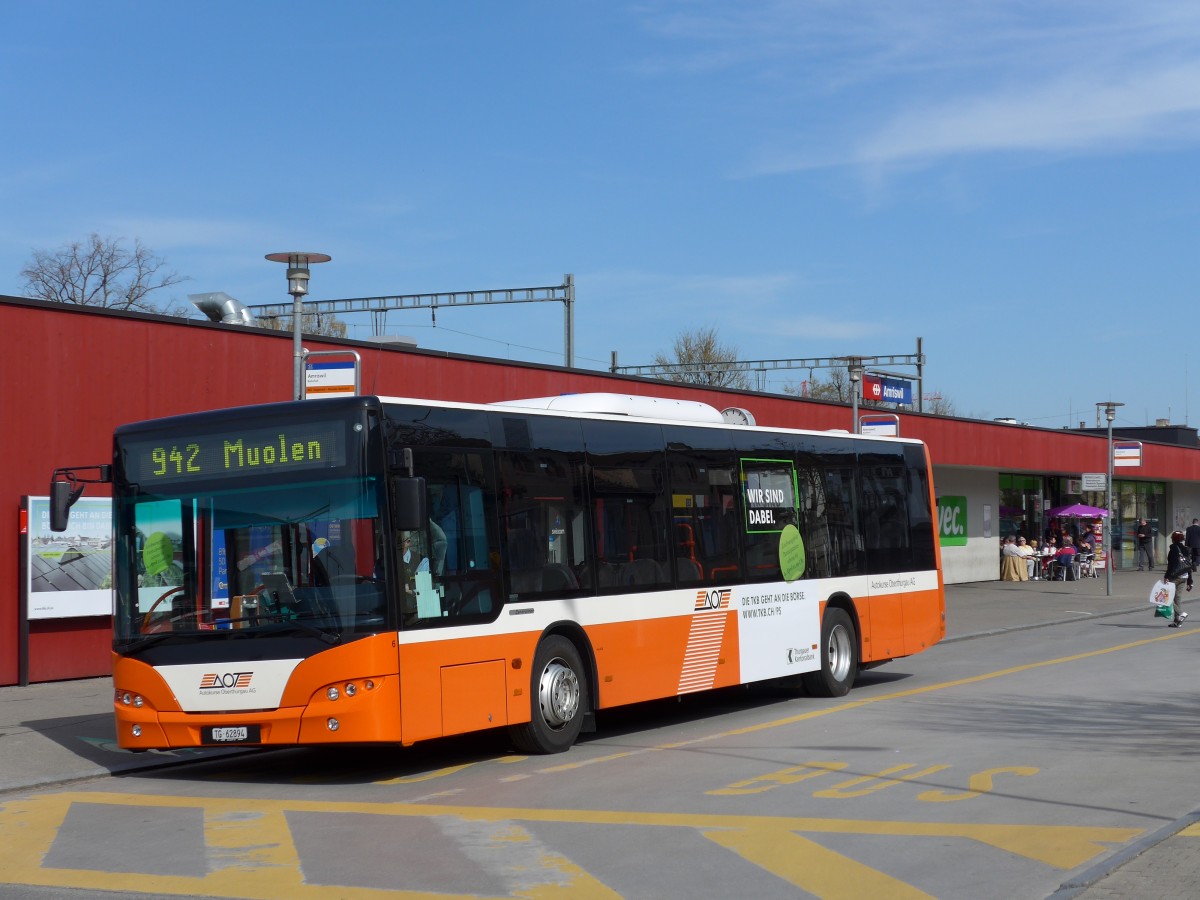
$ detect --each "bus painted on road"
[70,392,943,753]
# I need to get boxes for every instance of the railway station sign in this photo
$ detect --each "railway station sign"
[861,374,913,405]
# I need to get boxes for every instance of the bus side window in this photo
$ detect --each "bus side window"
[795,460,832,579]
[859,449,912,574]
[666,452,742,585]
[496,449,591,600]
[400,451,501,626]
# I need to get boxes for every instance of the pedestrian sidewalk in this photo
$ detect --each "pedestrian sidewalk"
[0,568,1193,896]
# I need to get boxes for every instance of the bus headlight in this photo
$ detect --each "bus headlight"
[327,718,339,732]
[327,686,340,701]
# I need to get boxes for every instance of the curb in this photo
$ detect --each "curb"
[1049,810,1200,898]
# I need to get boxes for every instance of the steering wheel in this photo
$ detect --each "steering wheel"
[140,585,186,633]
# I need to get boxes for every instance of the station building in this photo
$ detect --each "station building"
[5,294,1199,685]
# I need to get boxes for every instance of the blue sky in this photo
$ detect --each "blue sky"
[3,1,1198,429]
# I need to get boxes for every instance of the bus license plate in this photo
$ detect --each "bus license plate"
[202,725,260,745]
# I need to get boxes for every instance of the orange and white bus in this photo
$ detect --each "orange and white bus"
[57,392,944,754]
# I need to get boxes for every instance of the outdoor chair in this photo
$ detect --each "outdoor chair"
[1052,556,1080,581]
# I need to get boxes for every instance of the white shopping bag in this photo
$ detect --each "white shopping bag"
[1148,579,1176,606]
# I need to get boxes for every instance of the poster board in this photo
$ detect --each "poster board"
[23,496,113,619]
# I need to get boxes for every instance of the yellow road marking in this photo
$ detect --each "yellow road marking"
[0,792,1142,892]
[813,763,952,799]
[917,766,1039,803]
[709,761,849,796]
[376,762,476,785]
[705,826,934,900]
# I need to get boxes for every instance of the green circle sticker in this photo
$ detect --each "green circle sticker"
[779,524,806,582]
[142,532,174,576]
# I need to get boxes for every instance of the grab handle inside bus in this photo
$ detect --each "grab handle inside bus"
[49,465,111,532]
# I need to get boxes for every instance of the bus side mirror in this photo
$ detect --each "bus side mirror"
[50,479,83,532]
[391,477,427,532]
[48,465,111,531]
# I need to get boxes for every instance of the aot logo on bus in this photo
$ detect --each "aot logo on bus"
[695,589,731,611]
[199,672,253,690]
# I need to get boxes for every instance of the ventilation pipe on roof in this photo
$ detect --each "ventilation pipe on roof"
[189,292,256,326]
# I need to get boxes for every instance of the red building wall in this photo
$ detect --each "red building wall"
[4,296,1198,684]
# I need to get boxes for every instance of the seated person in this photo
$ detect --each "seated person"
[1054,536,1078,579]
[1015,537,1036,577]
[1000,536,1026,580]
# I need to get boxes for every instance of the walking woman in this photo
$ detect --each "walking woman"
[1165,530,1193,627]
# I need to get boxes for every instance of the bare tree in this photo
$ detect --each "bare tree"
[784,368,852,402]
[924,391,956,416]
[653,326,750,390]
[257,313,348,339]
[20,233,188,313]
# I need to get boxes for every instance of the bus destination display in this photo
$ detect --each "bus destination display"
[123,422,346,483]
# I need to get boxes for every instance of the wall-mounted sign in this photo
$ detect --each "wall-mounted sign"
[937,495,968,547]
[1114,441,1143,468]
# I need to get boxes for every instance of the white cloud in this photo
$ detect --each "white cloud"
[634,1,1200,174]
[854,62,1200,168]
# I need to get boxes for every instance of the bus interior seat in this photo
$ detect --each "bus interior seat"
[621,557,665,587]
[580,564,619,592]
[675,557,702,583]
[540,563,578,591]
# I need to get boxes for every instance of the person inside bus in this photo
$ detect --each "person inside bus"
[428,517,447,576]
[398,532,425,623]
[310,535,354,586]
[397,519,448,623]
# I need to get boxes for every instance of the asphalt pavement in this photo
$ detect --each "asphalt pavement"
[0,567,1194,898]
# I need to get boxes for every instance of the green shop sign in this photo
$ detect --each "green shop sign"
[937,495,968,546]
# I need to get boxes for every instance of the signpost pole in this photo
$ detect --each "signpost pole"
[848,359,864,434]
[1099,402,1124,597]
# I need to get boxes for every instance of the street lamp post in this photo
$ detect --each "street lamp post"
[848,359,864,433]
[1099,401,1124,596]
[266,251,332,400]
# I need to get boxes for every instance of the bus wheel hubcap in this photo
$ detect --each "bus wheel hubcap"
[828,625,851,681]
[538,660,580,728]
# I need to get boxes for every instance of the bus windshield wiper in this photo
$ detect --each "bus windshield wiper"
[117,632,182,654]
[263,617,341,645]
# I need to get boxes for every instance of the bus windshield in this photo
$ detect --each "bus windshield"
[113,474,389,649]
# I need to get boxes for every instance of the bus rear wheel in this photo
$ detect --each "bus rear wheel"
[803,607,857,697]
[509,636,588,754]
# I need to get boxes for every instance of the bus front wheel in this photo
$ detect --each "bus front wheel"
[509,636,587,754]
[803,607,857,697]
